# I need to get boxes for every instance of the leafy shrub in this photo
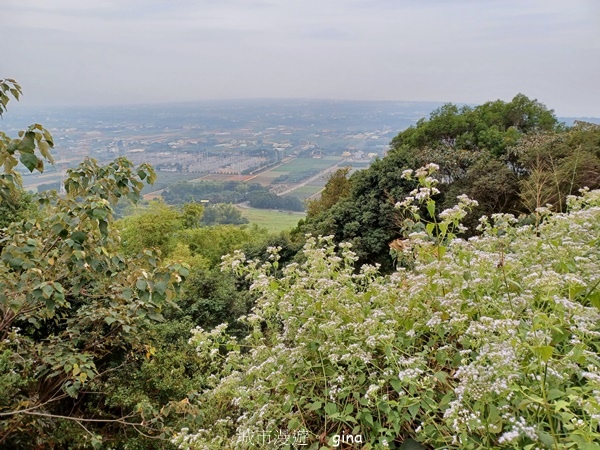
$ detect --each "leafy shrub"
[175,175,600,449]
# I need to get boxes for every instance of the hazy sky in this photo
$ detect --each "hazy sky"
[3,0,600,116]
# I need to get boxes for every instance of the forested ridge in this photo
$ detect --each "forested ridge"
[2,80,600,449]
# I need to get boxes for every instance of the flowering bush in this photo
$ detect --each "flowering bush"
[175,169,600,449]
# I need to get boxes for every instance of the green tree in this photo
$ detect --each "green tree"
[0,82,189,447]
[173,267,255,339]
[293,94,584,270]
[512,122,600,214]
[118,200,183,257]
[391,94,558,158]
[296,147,418,271]
[181,202,205,228]
[306,166,352,218]
[200,203,248,226]
[183,224,261,266]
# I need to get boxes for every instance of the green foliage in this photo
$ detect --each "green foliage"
[299,95,598,272]
[201,203,249,226]
[0,190,34,230]
[1,79,54,200]
[0,96,189,446]
[174,268,255,339]
[182,224,265,267]
[118,200,183,257]
[241,230,304,268]
[392,164,479,267]
[95,317,205,450]
[0,78,22,117]
[306,166,352,218]
[391,94,559,157]
[437,157,521,231]
[176,187,600,449]
[161,180,264,205]
[296,147,418,272]
[247,190,305,212]
[182,202,205,228]
[512,122,600,214]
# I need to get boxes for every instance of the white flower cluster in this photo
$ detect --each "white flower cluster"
[176,188,600,449]
[497,416,538,444]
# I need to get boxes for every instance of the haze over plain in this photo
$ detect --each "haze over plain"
[3,0,600,117]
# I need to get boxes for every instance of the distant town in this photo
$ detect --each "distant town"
[4,99,597,202]
[4,99,444,200]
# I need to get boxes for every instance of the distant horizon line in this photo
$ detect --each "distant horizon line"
[5,97,600,120]
[13,97,453,108]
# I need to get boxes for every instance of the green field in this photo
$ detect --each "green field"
[249,170,284,185]
[249,156,346,186]
[288,184,324,200]
[236,206,305,233]
[270,156,342,173]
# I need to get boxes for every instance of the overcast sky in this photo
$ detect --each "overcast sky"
[3,0,600,116]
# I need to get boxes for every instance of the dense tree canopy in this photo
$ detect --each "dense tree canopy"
[247,190,305,212]
[161,180,264,205]
[0,81,193,448]
[296,94,600,271]
[200,203,248,226]
[391,94,559,158]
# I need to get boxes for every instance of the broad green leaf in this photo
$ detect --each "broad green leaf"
[534,345,554,362]
[408,403,420,419]
[425,222,435,235]
[147,311,164,322]
[98,219,108,236]
[579,444,600,450]
[71,231,87,243]
[324,403,337,416]
[426,200,435,217]
[547,389,565,401]
[19,152,38,172]
[18,132,35,153]
[42,284,54,299]
[390,379,402,392]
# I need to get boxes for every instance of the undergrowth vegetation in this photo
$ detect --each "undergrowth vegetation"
[3,80,600,448]
[175,169,600,449]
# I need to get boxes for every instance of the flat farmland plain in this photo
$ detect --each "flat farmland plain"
[236,206,306,232]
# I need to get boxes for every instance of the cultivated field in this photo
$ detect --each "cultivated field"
[288,184,324,200]
[249,156,342,185]
[236,206,305,233]
[269,156,343,173]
